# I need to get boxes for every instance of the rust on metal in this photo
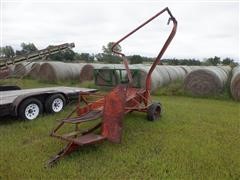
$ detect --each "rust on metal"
[102,85,127,143]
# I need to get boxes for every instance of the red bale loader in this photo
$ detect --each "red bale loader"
[48,7,177,166]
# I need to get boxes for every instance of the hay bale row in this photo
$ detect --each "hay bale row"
[231,66,240,101]
[21,62,107,82]
[184,66,231,96]
[93,64,189,91]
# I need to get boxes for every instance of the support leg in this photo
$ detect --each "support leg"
[47,142,80,167]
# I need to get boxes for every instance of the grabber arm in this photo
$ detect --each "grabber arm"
[111,7,177,92]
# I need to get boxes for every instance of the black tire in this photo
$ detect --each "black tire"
[18,98,43,120]
[147,102,162,121]
[45,94,66,113]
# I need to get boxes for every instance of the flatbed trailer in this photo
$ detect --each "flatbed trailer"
[0,86,97,120]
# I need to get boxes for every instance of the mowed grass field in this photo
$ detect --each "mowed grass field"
[0,79,240,179]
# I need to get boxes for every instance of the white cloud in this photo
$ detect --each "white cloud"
[1,1,239,61]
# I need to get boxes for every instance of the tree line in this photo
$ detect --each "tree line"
[0,42,238,66]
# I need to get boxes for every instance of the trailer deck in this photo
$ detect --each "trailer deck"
[0,86,97,105]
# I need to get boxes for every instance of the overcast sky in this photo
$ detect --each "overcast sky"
[0,0,239,61]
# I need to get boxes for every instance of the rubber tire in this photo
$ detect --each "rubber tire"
[45,94,66,113]
[147,102,162,121]
[18,98,43,120]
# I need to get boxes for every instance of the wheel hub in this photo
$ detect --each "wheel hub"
[25,103,40,120]
[52,98,64,112]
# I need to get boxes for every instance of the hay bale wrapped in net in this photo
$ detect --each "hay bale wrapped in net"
[79,63,106,82]
[156,65,171,86]
[230,66,240,101]
[174,66,187,80]
[164,66,186,82]
[218,66,232,76]
[184,66,231,96]
[38,61,85,82]
[68,63,86,79]
[13,62,33,77]
[180,66,192,75]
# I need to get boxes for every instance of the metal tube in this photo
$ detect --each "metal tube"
[111,7,177,97]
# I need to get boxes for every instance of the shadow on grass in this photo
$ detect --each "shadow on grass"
[0,115,20,125]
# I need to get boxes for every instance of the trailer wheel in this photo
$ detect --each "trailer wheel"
[147,102,162,121]
[18,98,43,120]
[45,94,66,113]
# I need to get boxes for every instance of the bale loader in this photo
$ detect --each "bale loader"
[48,7,177,166]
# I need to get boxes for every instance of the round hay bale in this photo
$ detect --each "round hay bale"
[0,66,12,78]
[231,66,240,101]
[174,66,187,80]
[38,62,85,82]
[156,66,171,86]
[80,64,106,82]
[13,62,32,77]
[184,67,230,96]
[164,66,179,82]
[189,66,202,71]
[67,63,86,79]
[218,66,232,76]
[27,62,43,79]
[180,66,192,75]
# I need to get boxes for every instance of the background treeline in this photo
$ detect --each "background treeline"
[0,42,238,66]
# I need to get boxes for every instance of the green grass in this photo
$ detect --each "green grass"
[0,79,240,179]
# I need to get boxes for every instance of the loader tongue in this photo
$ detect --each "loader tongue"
[102,85,127,143]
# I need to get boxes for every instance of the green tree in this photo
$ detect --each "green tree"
[222,57,233,65]
[102,42,121,55]
[129,55,143,64]
[16,43,38,55]
[205,56,221,66]
[48,49,75,61]
[0,46,15,58]
[100,42,122,63]
[76,53,94,62]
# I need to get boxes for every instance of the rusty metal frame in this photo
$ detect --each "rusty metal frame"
[48,7,177,167]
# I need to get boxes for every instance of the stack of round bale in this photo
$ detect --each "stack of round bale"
[184,66,231,96]
[230,66,240,101]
